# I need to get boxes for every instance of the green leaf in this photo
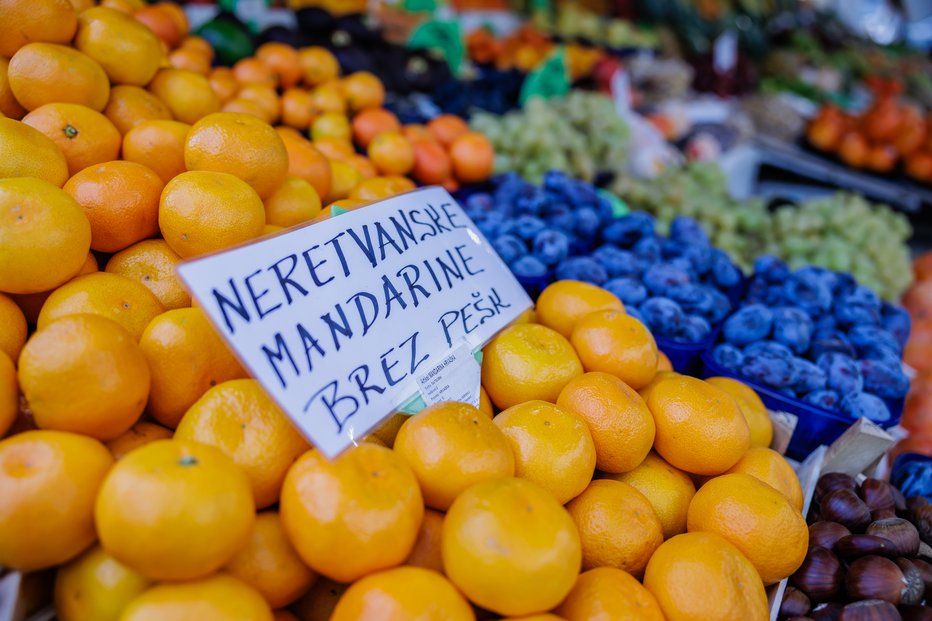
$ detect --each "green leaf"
[519,47,570,106]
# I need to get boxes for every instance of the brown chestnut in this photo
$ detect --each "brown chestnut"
[811,521,853,550]
[895,559,925,606]
[874,510,899,521]
[891,487,907,514]
[835,534,895,560]
[838,600,902,621]
[861,479,897,513]
[793,546,845,603]
[910,504,932,547]
[846,556,908,604]
[907,497,929,513]
[898,604,932,621]
[868,519,921,558]
[817,473,858,502]
[811,603,845,621]
[910,558,932,592]
[781,586,812,618]
[822,489,874,532]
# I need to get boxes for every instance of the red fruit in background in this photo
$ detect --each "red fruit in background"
[807,117,844,152]
[134,6,181,48]
[866,143,898,173]
[889,433,932,461]
[410,139,451,185]
[914,252,932,282]
[839,132,870,168]
[905,319,932,373]
[896,123,926,157]
[906,150,932,184]
[863,97,902,143]
[902,392,932,435]
[904,281,932,321]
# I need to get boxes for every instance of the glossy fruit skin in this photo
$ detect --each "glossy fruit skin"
[121,120,191,184]
[725,447,804,511]
[119,573,273,621]
[106,239,190,310]
[330,566,475,621]
[570,309,659,390]
[22,102,122,176]
[556,566,666,621]
[95,439,255,581]
[0,177,89,294]
[280,444,423,583]
[643,532,769,621]
[442,477,582,617]
[687,473,809,585]
[494,400,596,504]
[705,376,773,448]
[0,430,113,571]
[566,479,664,577]
[103,86,172,136]
[74,7,161,87]
[609,451,697,539]
[0,117,69,186]
[8,43,109,112]
[148,68,220,125]
[0,0,77,58]
[450,132,495,183]
[405,508,444,573]
[105,422,173,460]
[536,280,625,339]
[0,352,17,438]
[20,314,150,440]
[393,401,515,511]
[54,545,150,621]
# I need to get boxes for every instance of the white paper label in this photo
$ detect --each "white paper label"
[415,342,481,408]
[176,187,531,458]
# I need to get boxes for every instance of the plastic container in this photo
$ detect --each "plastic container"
[700,351,905,461]
[655,327,718,377]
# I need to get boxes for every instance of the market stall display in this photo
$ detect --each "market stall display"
[1,0,931,619]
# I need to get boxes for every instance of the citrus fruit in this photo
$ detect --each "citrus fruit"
[208,67,239,104]
[347,155,377,180]
[405,508,444,573]
[607,451,697,539]
[292,578,348,621]
[22,102,122,176]
[105,421,173,460]
[122,119,190,184]
[175,379,310,509]
[657,351,673,372]
[643,532,769,621]
[119,573,273,621]
[74,7,161,86]
[148,68,220,124]
[341,71,385,111]
[0,116,68,185]
[236,83,280,124]
[63,160,163,253]
[264,175,323,227]
[352,108,401,148]
[348,175,415,200]
[311,111,351,142]
[326,159,362,203]
[479,386,493,418]
[536,281,624,338]
[402,123,433,142]
[494,400,595,504]
[232,57,277,87]
[556,371,655,474]
[37,271,164,341]
[0,177,90,295]
[393,401,515,511]
[105,239,190,310]
[10,251,97,324]
[133,4,181,48]
[482,323,583,410]
[570,309,658,390]
[443,477,581,617]
[308,83,346,116]
[168,47,211,75]
[280,443,423,582]
[185,112,289,199]
[54,545,150,621]
[95,439,255,581]
[705,376,773,449]
[427,114,469,148]
[687,472,808,584]
[555,567,665,621]
[0,57,26,119]
[566,479,663,576]
[140,307,247,428]
[102,86,172,136]
[8,43,109,112]
[298,46,340,87]
[0,0,77,58]
[281,87,314,130]
[331,566,474,621]
[646,375,751,476]
[277,128,332,199]
[224,510,316,609]
[450,132,495,183]
[368,131,414,175]
[19,314,150,439]
[0,352,16,438]
[0,430,113,571]
[158,170,265,258]
[410,139,452,185]
[256,42,302,89]
[724,447,803,511]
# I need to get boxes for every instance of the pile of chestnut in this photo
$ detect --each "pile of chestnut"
[780,472,932,621]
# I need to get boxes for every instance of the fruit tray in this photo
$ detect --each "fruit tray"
[701,350,904,461]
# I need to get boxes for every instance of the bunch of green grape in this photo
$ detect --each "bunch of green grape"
[470,92,630,184]
[612,162,913,299]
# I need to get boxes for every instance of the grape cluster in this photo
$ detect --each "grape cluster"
[470,92,630,184]
[612,162,913,300]
[712,257,911,424]
[465,171,743,344]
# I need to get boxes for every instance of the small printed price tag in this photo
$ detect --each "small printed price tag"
[177,187,530,458]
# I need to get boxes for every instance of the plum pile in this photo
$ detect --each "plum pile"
[712,257,911,423]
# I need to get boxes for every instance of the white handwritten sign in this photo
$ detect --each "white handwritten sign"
[177,187,531,458]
